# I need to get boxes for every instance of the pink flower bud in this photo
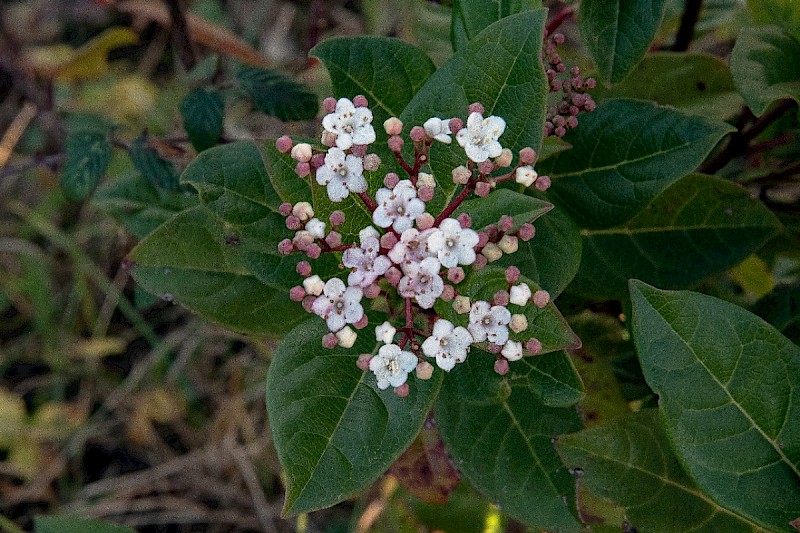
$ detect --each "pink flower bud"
[384,117,403,136]
[385,266,402,286]
[278,239,293,255]
[306,243,322,259]
[383,172,400,189]
[289,286,306,301]
[534,176,551,192]
[518,223,536,241]
[448,117,463,134]
[475,181,491,197]
[350,144,367,158]
[388,135,404,152]
[329,211,345,226]
[279,202,292,216]
[296,261,312,277]
[505,266,521,284]
[286,215,302,230]
[418,185,435,202]
[394,384,410,397]
[485,224,499,240]
[363,153,381,171]
[323,97,337,113]
[325,231,342,248]
[440,285,455,301]
[275,135,293,153]
[494,358,510,375]
[290,143,313,162]
[499,215,514,232]
[478,160,494,175]
[354,315,369,329]
[364,283,381,299]
[526,338,543,355]
[457,213,472,228]
[473,254,487,270]
[452,165,471,185]
[585,98,596,112]
[311,153,326,169]
[493,290,509,306]
[416,361,434,380]
[302,295,316,312]
[410,126,426,142]
[468,102,485,114]
[415,212,435,230]
[555,126,567,138]
[321,131,337,147]
[486,342,502,354]
[447,267,465,284]
[519,147,536,164]
[533,290,550,308]
[566,116,578,129]
[494,148,513,168]
[322,333,339,349]
[380,232,399,250]
[357,354,373,371]
[553,33,565,45]
[477,232,489,248]
[586,78,597,89]
[353,94,368,107]
[295,162,310,177]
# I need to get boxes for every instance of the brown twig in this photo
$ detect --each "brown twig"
[672,0,703,52]
[164,0,197,70]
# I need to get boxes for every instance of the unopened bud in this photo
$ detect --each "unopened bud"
[448,117,463,134]
[447,267,465,284]
[275,135,293,153]
[353,94,369,107]
[418,185,435,202]
[278,239,293,255]
[306,218,326,239]
[306,243,322,259]
[415,212,435,230]
[493,290,509,306]
[310,153,325,169]
[510,314,528,333]
[363,153,381,171]
[290,143,312,162]
[322,97,337,113]
[364,283,381,299]
[329,210,345,226]
[384,172,400,188]
[395,384,410,397]
[336,326,358,348]
[417,172,435,187]
[286,215,302,230]
[468,102,485,114]
[533,289,550,308]
[325,231,342,248]
[322,333,339,349]
[457,213,472,228]
[388,135,404,152]
[380,232,399,250]
[515,166,537,187]
[478,160,494,175]
[501,340,523,361]
[505,266,520,284]
[534,175,551,191]
[494,148,513,168]
[473,254,487,270]
[295,161,311,177]
[482,242,502,262]
[296,261,312,277]
[499,215,514,232]
[292,202,314,222]
[518,223,536,241]
[385,266,402,286]
[321,131,337,147]
[475,181,491,197]
[357,354,373,371]
[289,286,306,302]
[452,295,471,314]
[452,165,471,185]
[302,296,316,313]
[494,358,510,375]
[498,235,519,254]
[509,283,532,306]
[410,126,426,142]
[416,361,434,380]
[519,147,537,164]
[279,202,292,216]
[384,117,403,136]
[526,338,543,355]
[440,285,455,301]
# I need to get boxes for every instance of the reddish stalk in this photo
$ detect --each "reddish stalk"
[393,150,414,175]
[546,6,575,35]
[434,183,474,226]
[357,191,378,212]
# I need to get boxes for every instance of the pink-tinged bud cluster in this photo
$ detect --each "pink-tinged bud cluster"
[543,32,597,138]
[275,97,556,395]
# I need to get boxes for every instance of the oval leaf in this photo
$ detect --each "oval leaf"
[730,25,800,116]
[540,99,735,229]
[236,67,318,121]
[579,0,666,84]
[265,318,442,515]
[61,131,112,201]
[569,174,782,299]
[630,281,800,532]
[180,87,224,152]
[556,409,767,532]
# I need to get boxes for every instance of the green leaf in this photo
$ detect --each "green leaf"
[129,133,180,190]
[93,171,198,238]
[556,409,767,532]
[748,0,800,41]
[401,9,549,212]
[311,36,436,129]
[629,281,800,532]
[455,188,552,233]
[236,67,318,121]
[579,0,667,83]
[435,350,583,531]
[35,516,135,533]
[265,318,442,515]
[180,87,224,152]
[450,0,537,52]
[60,131,112,201]
[730,25,800,116]
[597,52,744,120]
[568,174,782,299]
[539,99,735,229]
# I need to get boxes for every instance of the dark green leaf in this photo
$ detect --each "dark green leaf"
[129,133,180,190]
[401,9,549,213]
[60,131,112,201]
[180,87,224,152]
[435,350,583,531]
[540,99,735,229]
[568,174,782,299]
[579,0,667,83]
[236,67,318,121]
[450,0,537,51]
[35,516,135,533]
[455,188,551,233]
[597,52,744,120]
[748,0,800,41]
[630,281,800,532]
[93,171,198,238]
[265,318,442,515]
[556,409,767,532]
[730,25,800,116]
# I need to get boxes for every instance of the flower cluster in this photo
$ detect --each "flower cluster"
[543,32,596,138]
[276,96,571,396]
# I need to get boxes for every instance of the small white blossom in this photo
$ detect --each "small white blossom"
[388,228,437,267]
[417,172,435,187]
[501,340,523,361]
[291,143,313,162]
[468,300,511,345]
[515,165,538,187]
[422,319,472,371]
[375,321,396,344]
[292,202,314,222]
[452,295,471,314]
[373,180,426,232]
[316,148,368,202]
[427,218,480,268]
[359,226,380,242]
[336,326,358,348]
[311,278,364,332]
[423,117,452,144]
[498,235,518,254]
[398,257,444,309]
[302,275,324,296]
[369,344,417,390]
[342,236,391,288]
[321,97,376,150]
[509,283,532,306]
[305,218,326,239]
[456,112,506,163]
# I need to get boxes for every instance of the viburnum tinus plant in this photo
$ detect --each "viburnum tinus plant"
[119,4,800,532]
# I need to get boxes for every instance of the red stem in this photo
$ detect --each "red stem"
[434,183,474,226]
[393,150,414,176]
[357,191,378,212]
[546,6,575,35]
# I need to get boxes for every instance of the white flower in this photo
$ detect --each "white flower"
[369,344,418,390]
[311,278,364,332]
[373,180,426,232]
[303,275,324,296]
[456,112,506,163]
[375,321,396,344]
[417,172,435,187]
[321,97,376,150]
[315,148,368,202]
[427,218,480,268]
[305,218,326,239]
[359,226,380,242]
[515,165,538,187]
[388,227,437,267]
[501,340,523,361]
[342,236,391,288]
[509,283,532,306]
[398,257,444,309]
[468,300,511,345]
[422,319,472,371]
[423,117,452,144]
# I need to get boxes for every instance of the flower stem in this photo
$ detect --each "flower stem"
[434,183,474,226]
[357,191,378,212]
[393,150,414,176]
